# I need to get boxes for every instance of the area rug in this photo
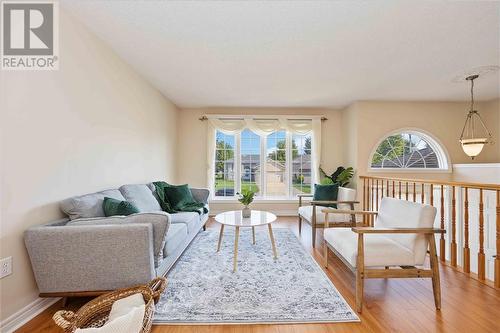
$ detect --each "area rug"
[154,228,359,324]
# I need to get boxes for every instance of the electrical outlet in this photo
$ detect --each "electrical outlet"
[0,256,13,278]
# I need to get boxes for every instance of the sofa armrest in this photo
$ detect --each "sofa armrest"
[190,188,210,204]
[25,223,156,294]
[67,212,170,267]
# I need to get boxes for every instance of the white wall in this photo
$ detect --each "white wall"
[0,10,179,322]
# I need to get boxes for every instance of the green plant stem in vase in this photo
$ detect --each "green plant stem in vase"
[237,189,255,218]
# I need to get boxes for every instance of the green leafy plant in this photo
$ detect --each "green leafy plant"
[237,189,255,206]
[320,166,354,187]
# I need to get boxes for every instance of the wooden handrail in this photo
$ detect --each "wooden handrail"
[360,174,500,289]
[359,175,500,190]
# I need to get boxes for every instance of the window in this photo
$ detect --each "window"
[214,129,314,198]
[370,130,448,170]
[215,132,235,196]
[266,131,287,197]
[292,133,312,194]
[241,129,261,195]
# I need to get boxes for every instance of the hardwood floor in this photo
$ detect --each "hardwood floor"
[17,217,500,333]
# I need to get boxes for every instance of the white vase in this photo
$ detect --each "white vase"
[242,206,251,218]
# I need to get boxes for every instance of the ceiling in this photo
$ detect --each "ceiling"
[62,1,500,108]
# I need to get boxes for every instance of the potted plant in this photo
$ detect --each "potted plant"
[237,189,255,218]
[320,166,354,186]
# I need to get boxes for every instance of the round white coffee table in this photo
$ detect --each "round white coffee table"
[214,210,278,272]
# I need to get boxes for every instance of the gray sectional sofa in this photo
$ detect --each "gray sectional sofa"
[24,183,209,296]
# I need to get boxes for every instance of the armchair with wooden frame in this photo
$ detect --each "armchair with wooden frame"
[322,197,445,313]
[298,186,358,247]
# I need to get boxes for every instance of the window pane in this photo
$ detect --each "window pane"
[241,129,261,195]
[215,131,235,196]
[292,134,312,195]
[371,132,442,169]
[266,131,287,197]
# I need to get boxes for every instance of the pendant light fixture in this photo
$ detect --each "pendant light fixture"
[459,74,493,159]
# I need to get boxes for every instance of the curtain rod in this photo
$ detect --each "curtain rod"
[198,115,327,121]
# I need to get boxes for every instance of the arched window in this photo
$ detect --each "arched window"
[370,130,449,170]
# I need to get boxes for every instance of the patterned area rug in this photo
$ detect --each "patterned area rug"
[154,228,359,324]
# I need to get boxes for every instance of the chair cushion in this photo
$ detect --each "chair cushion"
[119,184,162,212]
[298,205,351,223]
[324,228,416,267]
[170,212,200,234]
[60,189,125,220]
[376,197,437,264]
[163,223,188,258]
[337,187,357,210]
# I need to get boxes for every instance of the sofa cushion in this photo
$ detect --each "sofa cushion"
[119,184,162,212]
[103,197,139,217]
[61,189,125,220]
[163,223,188,258]
[170,212,200,234]
[163,184,195,209]
[324,227,415,267]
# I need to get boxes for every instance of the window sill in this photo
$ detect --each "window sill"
[210,198,309,204]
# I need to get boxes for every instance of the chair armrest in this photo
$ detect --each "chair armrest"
[311,200,360,206]
[351,227,446,234]
[321,209,376,215]
[298,194,313,207]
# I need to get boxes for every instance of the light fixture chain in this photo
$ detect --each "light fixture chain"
[470,77,474,111]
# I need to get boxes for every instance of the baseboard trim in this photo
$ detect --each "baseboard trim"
[0,297,60,333]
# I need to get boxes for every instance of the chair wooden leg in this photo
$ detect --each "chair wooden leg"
[324,240,328,268]
[427,234,442,310]
[356,233,365,313]
[312,225,316,248]
[324,212,329,268]
[312,204,317,248]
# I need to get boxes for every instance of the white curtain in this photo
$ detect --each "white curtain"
[312,118,322,185]
[207,116,316,136]
[206,115,323,188]
[206,122,216,191]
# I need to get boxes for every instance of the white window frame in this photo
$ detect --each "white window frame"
[368,127,451,173]
[213,129,314,200]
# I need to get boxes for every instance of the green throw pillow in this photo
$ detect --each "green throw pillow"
[163,184,195,209]
[102,197,139,216]
[313,184,339,208]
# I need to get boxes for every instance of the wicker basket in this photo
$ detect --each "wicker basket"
[53,277,167,333]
